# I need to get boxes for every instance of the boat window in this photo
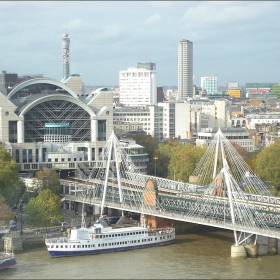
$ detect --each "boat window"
[124,233,126,236]
[138,240,140,243]
[105,243,107,246]
[106,235,108,238]
[155,238,157,241]
[56,245,59,248]
[109,235,111,237]
[121,233,123,236]
[160,237,162,240]
[73,245,75,248]
[117,242,119,245]
[78,245,81,248]
[51,245,54,248]
[118,234,120,236]
[82,245,84,248]
[125,241,127,244]
[133,232,135,235]
[98,244,100,247]
[60,245,63,248]
[65,245,68,248]
[109,243,111,246]
[93,244,95,247]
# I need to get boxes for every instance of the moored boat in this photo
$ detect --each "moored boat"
[0,251,16,271]
[45,220,175,258]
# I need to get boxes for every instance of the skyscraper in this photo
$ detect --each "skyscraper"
[62,31,70,78]
[178,39,193,99]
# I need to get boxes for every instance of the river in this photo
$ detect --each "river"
[1,229,280,279]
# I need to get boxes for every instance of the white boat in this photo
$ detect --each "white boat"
[45,220,175,258]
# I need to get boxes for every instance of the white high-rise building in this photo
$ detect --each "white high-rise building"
[201,76,218,94]
[178,39,193,100]
[119,67,157,106]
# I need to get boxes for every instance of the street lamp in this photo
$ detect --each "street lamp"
[154,156,158,176]
[20,200,24,235]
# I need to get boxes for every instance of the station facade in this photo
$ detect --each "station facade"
[0,74,114,178]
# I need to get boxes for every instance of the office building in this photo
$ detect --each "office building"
[196,127,254,152]
[137,61,156,71]
[201,76,218,94]
[119,67,157,106]
[178,39,193,99]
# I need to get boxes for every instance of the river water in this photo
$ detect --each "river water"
[1,229,280,279]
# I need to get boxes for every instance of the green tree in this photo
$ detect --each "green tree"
[1,180,26,207]
[33,169,61,195]
[0,145,26,206]
[25,189,64,229]
[0,194,14,222]
[255,139,280,190]
[155,141,181,178]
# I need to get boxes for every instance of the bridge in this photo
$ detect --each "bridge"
[62,129,280,254]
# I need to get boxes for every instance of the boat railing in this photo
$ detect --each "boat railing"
[148,228,174,236]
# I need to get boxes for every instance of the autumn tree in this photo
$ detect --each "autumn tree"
[0,145,26,206]
[167,143,206,182]
[25,189,64,229]
[32,169,61,195]
[255,139,280,193]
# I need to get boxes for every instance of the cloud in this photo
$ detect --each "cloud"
[181,1,274,30]
[143,13,162,25]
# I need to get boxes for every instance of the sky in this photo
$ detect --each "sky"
[0,1,280,88]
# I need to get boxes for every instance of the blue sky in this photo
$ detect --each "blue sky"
[0,1,279,87]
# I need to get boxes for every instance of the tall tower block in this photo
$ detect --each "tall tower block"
[178,39,193,99]
[62,32,70,78]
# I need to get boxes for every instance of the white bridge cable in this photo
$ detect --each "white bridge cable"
[191,130,270,196]
[184,129,269,243]
[87,132,165,214]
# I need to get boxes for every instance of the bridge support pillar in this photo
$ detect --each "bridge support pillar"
[231,245,247,259]
[243,234,259,258]
[244,244,259,258]
[268,237,278,255]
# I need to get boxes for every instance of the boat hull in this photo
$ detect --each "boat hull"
[48,239,175,258]
[0,257,17,270]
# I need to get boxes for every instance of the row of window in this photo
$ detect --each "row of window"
[50,235,172,249]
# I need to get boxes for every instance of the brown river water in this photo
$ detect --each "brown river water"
[1,229,280,279]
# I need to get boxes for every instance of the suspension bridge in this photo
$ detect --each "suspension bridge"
[63,128,280,256]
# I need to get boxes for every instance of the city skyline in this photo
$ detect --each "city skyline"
[0,1,280,87]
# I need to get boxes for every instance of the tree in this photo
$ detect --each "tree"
[0,145,26,206]
[33,169,61,195]
[0,194,14,222]
[1,179,26,207]
[167,143,206,182]
[25,189,64,229]
[255,139,280,190]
